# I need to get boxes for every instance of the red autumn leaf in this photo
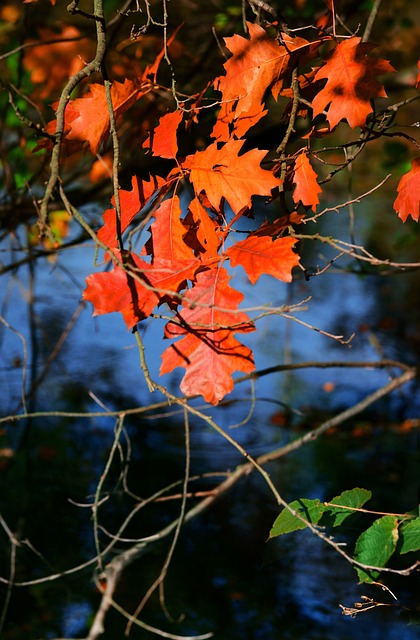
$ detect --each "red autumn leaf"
[211,101,268,143]
[83,252,160,329]
[89,152,114,183]
[292,151,322,211]
[147,257,201,301]
[97,175,166,254]
[213,23,311,140]
[312,37,395,129]
[416,60,420,90]
[160,268,255,404]
[65,79,142,154]
[393,158,420,222]
[184,197,222,258]
[143,110,183,159]
[183,139,280,215]
[35,30,181,155]
[83,251,199,330]
[217,23,310,117]
[147,196,197,261]
[35,78,143,155]
[226,235,300,284]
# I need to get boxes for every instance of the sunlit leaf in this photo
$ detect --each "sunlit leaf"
[312,37,395,129]
[397,517,420,554]
[393,157,420,222]
[354,515,399,583]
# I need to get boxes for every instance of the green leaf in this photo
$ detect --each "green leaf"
[354,515,399,583]
[269,499,325,538]
[398,517,420,554]
[324,487,372,527]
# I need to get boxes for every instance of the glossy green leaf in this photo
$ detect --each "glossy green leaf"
[325,487,372,527]
[269,499,325,538]
[398,517,420,554]
[354,515,399,583]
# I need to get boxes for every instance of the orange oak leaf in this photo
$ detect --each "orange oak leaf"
[147,196,196,261]
[35,78,143,155]
[211,100,268,143]
[83,251,199,330]
[143,110,183,159]
[393,158,420,222]
[35,30,180,154]
[226,235,300,284]
[292,151,322,211]
[183,139,280,215]
[147,257,201,302]
[83,252,160,329]
[312,37,395,129]
[160,268,255,404]
[89,152,114,183]
[97,175,166,254]
[64,79,142,154]
[213,23,311,140]
[217,23,310,118]
[183,197,222,258]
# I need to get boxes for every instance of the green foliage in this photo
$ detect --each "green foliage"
[269,498,325,536]
[354,515,399,582]
[270,488,419,584]
[324,488,372,526]
[397,517,420,554]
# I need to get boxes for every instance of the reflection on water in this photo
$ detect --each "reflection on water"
[0,210,419,639]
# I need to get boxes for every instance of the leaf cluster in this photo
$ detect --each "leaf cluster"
[270,488,420,583]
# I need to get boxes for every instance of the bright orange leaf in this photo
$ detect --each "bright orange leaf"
[184,139,280,215]
[65,79,142,154]
[393,158,420,222]
[147,196,197,261]
[83,251,199,330]
[213,23,311,140]
[143,110,183,159]
[97,175,166,254]
[184,197,222,258]
[211,100,268,143]
[292,151,322,211]
[83,252,160,329]
[312,37,395,129]
[35,32,176,156]
[217,23,310,116]
[160,268,255,404]
[35,78,143,155]
[226,235,300,284]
